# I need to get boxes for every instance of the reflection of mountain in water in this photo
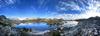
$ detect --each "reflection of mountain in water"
[16,23,56,31]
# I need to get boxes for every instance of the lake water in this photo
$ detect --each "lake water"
[16,22,57,31]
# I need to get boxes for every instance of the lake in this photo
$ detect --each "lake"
[16,22,57,31]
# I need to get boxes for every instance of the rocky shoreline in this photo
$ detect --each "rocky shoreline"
[0,15,100,36]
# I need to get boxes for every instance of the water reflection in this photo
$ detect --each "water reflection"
[16,22,56,31]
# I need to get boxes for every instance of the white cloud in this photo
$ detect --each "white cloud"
[5,0,16,4]
[0,0,16,8]
[50,0,100,20]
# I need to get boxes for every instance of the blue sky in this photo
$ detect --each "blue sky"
[0,0,60,18]
[0,0,100,19]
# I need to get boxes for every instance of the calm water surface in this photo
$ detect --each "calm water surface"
[16,22,57,31]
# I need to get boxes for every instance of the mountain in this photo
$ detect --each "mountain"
[0,15,14,36]
[0,15,12,26]
[64,16,100,36]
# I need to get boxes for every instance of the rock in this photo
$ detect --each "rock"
[0,15,12,26]
[64,16,100,36]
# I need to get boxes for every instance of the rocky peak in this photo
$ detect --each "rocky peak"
[0,15,12,26]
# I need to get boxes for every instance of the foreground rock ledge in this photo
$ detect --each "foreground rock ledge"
[64,16,100,36]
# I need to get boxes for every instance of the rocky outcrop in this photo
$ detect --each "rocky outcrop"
[0,15,20,36]
[0,15,12,26]
[64,16,100,36]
